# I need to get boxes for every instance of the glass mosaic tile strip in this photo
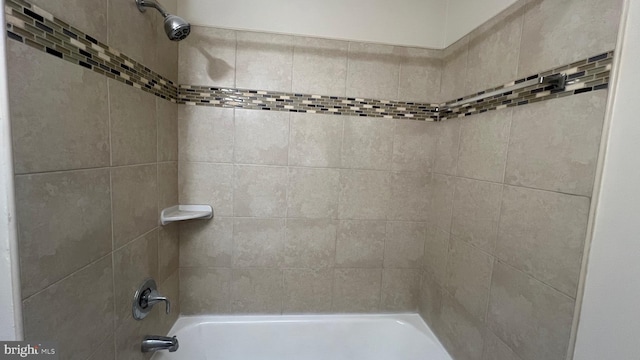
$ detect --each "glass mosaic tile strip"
[440,51,614,120]
[4,0,178,102]
[3,0,613,122]
[177,86,441,121]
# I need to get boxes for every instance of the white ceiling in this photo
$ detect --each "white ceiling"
[178,0,519,49]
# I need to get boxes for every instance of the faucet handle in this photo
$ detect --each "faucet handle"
[133,278,172,320]
[144,289,171,314]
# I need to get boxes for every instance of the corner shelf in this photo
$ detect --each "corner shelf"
[160,205,213,225]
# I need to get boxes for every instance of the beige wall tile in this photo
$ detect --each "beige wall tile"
[288,113,343,168]
[518,0,623,76]
[233,218,285,268]
[87,336,115,360]
[108,0,157,71]
[482,331,523,360]
[381,268,421,311]
[457,109,512,182]
[157,99,178,162]
[292,37,348,96]
[179,26,236,87]
[335,220,386,268]
[419,271,443,325]
[445,239,494,320]
[440,36,469,102]
[236,31,293,92]
[434,118,462,176]
[430,174,456,231]
[466,1,525,94]
[15,169,111,298]
[29,0,107,43]
[451,178,503,253]
[398,47,442,102]
[487,262,575,360]
[109,80,158,166]
[22,256,114,360]
[233,165,288,217]
[332,268,382,313]
[346,42,400,100]
[283,268,333,313]
[234,109,290,165]
[285,219,337,268]
[338,170,390,220]
[287,167,340,218]
[158,161,178,214]
[388,172,430,221]
[384,222,426,269]
[438,292,486,360]
[178,106,234,163]
[180,267,231,314]
[179,162,233,216]
[392,120,437,173]
[111,164,158,248]
[113,230,158,325]
[230,268,283,314]
[341,117,394,170]
[496,186,589,297]
[505,92,607,196]
[158,223,179,283]
[180,218,234,268]
[424,227,450,285]
[7,42,110,174]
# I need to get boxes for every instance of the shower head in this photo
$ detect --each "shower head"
[163,15,191,41]
[136,0,191,41]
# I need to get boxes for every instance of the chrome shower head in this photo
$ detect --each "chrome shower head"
[136,0,191,41]
[163,14,191,41]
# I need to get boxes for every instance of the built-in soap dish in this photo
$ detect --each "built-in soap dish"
[160,205,213,225]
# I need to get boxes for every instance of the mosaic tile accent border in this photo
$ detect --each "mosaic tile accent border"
[440,51,613,120]
[3,0,613,122]
[4,0,178,101]
[178,86,441,121]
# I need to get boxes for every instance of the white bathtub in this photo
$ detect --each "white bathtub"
[152,313,451,360]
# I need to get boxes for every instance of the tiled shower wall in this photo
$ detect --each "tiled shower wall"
[7,0,180,359]
[419,1,622,360]
[177,29,442,314]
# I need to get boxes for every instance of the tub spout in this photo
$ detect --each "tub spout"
[141,335,179,353]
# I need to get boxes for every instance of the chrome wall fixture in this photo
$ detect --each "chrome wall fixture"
[446,73,568,109]
[136,0,191,41]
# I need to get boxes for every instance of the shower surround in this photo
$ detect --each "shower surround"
[2,0,623,360]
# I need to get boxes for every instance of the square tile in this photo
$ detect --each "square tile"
[457,108,512,182]
[289,113,343,168]
[233,218,285,268]
[505,92,607,196]
[283,268,333,314]
[234,165,288,217]
[384,222,426,269]
[179,105,234,163]
[236,31,293,91]
[287,167,340,218]
[292,37,348,96]
[496,186,590,296]
[234,109,289,166]
[332,268,382,313]
[338,170,390,220]
[341,117,395,170]
[284,219,337,268]
[335,220,386,268]
[180,162,234,216]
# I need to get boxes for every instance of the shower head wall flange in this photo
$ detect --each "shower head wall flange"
[136,0,169,17]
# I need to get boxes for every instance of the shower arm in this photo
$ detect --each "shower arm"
[136,0,170,18]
